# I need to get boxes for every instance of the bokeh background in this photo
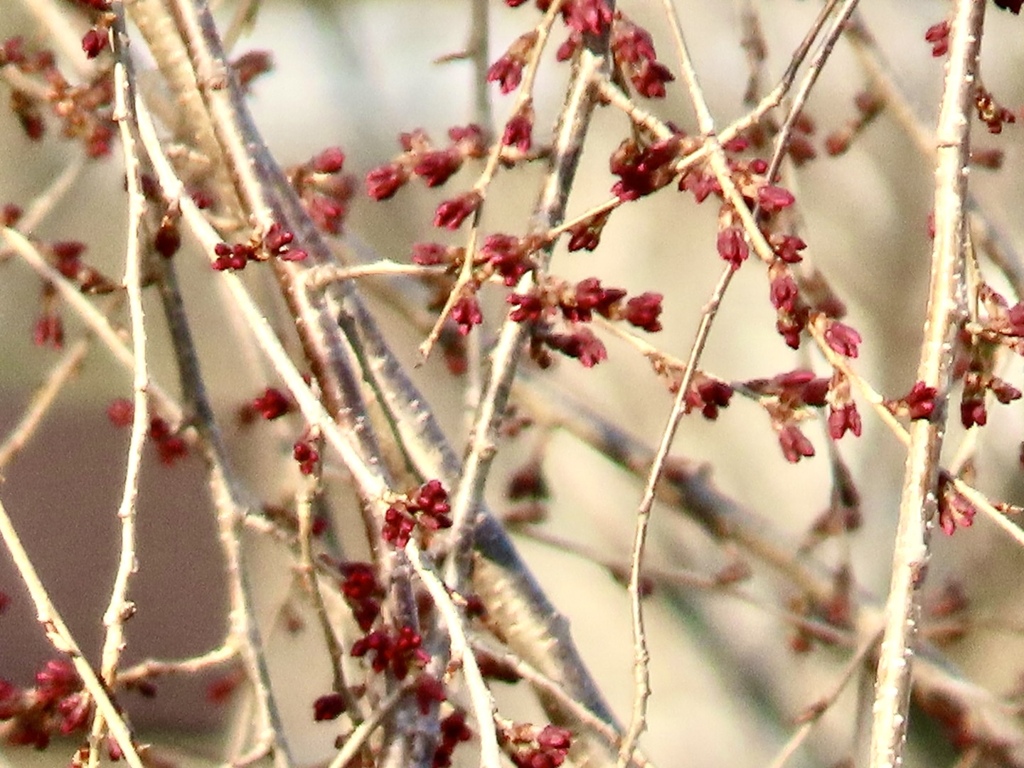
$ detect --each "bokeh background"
[2,1,1024,766]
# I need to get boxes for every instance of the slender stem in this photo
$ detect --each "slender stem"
[1,227,181,420]
[868,2,984,766]
[0,324,94,471]
[766,628,882,768]
[762,0,861,185]
[134,95,389,504]
[616,1,757,756]
[468,0,492,135]
[0,155,84,259]
[444,9,614,595]
[151,214,299,766]
[420,0,563,359]
[0,495,145,768]
[470,640,654,768]
[621,270,737,767]
[408,542,500,768]
[326,684,412,768]
[297,486,364,721]
[118,643,239,686]
[90,13,150,764]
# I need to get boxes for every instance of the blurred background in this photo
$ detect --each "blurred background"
[1,1,1024,766]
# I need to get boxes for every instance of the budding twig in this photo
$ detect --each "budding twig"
[868,2,984,766]
[89,12,149,764]
[0,495,145,768]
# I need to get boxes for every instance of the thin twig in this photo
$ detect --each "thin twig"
[297,485,364,722]
[444,2,614,597]
[467,0,492,136]
[515,526,856,646]
[0,330,91,471]
[736,0,768,106]
[1,226,182,422]
[469,639,654,768]
[147,203,297,768]
[118,643,240,687]
[17,0,97,78]
[868,2,984,766]
[766,628,882,768]
[407,542,501,768]
[616,1,755,757]
[809,316,1024,554]
[0,495,145,768]
[90,13,150,764]
[617,266,733,767]
[326,684,412,768]
[0,155,85,259]
[304,261,444,291]
[420,0,563,359]
[763,0,861,185]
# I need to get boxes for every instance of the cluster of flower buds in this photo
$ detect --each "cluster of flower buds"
[350,624,430,681]
[924,20,950,57]
[81,25,109,60]
[434,709,474,767]
[30,238,118,349]
[338,561,383,631]
[610,135,686,202]
[508,276,663,331]
[488,30,538,94]
[825,371,862,440]
[48,240,117,293]
[290,146,353,235]
[292,434,319,475]
[974,86,1017,135]
[365,126,487,202]
[230,49,274,93]
[149,417,188,466]
[241,386,295,423]
[744,369,832,464]
[531,325,608,368]
[33,284,63,350]
[564,209,611,252]
[382,479,453,547]
[824,91,885,157]
[212,222,306,271]
[502,722,573,768]
[937,472,977,536]
[312,692,346,722]
[500,276,662,367]
[108,406,200,480]
[609,14,675,99]
[0,659,94,750]
[1,36,115,156]
[683,374,734,420]
[977,284,1024,353]
[887,381,939,422]
[950,324,1023,427]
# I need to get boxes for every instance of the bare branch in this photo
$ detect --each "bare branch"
[868,4,984,766]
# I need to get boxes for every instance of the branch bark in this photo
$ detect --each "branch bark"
[869,2,984,766]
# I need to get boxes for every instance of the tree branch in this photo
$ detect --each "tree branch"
[869,3,984,765]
